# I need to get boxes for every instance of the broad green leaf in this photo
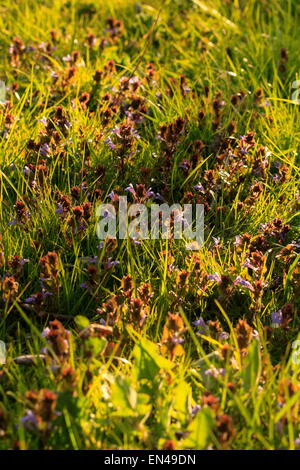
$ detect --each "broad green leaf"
[87,337,107,355]
[75,315,90,329]
[183,408,214,449]
[130,329,174,381]
[111,376,137,414]
[173,380,191,416]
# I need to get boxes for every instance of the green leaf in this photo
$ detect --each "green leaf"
[183,408,214,449]
[87,337,107,355]
[111,376,137,415]
[242,340,261,393]
[75,315,90,329]
[133,341,160,382]
[130,329,174,382]
[173,380,191,416]
[136,393,152,416]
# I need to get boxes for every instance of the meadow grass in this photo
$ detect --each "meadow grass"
[0,0,299,450]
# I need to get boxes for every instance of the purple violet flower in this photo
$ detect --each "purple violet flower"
[179,161,189,170]
[104,136,117,150]
[233,276,254,292]
[192,317,207,335]
[55,204,64,214]
[194,183,205,191]
[105,258,120,269]
[125,183,135,195]
[21,410,38,430]
[39,144,51,156]
[191,405,201,417]
[271,310,283,327]
[208,272,222,284]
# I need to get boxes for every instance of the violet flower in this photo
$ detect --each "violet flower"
[192,317,208,335]
[39,144,51,156]
[191,405,201,417]
[271,310,283,327]
[233,276,254,292]
[208,272,222,284]
[21,410,38,430]
[104,258,120,269]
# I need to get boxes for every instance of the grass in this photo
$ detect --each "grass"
[0,0,300,450]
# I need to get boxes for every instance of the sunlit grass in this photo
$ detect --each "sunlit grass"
[0,0,299,450]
